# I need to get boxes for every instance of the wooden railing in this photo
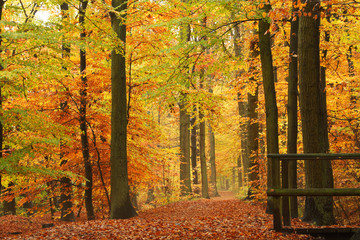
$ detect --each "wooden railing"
[267,153,360,232]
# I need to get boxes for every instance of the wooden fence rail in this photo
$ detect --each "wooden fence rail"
[267,153,360,232]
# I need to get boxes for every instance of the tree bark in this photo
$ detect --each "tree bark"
[110,0,137,219]
[3,182,16,215]
[208,123,219,197]
[258,4,280,216]
[79,0,94,220]
[287,0,299,219]
[0,0,5,210]
[233,22,248,189]
[190,110,198,185]
[199,110,209,199]
[247,31,260,199]
[59,1,75,222]
[299,0,335,225]
[247,84,259,198]
[179,96,192,196]
[179,0,192,196]
[199,17,209,199]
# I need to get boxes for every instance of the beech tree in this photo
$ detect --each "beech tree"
[59,1,75,222]
[179,0,192,196]
[258,3,280,214]
[287,0,299,219]
[79,0,95,220]
[110,0,137,219]
[298,0,335,225]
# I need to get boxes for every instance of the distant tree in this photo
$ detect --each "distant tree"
[247,29,260,199]
[179,0,192,196]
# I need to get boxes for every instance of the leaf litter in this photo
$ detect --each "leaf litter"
[1,192,318,239]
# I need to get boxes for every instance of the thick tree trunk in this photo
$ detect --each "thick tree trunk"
[258,3,280,215]
[299,0,335,225]
[79,0,94,220]
[287,0,299,219]
[3,182,16,215]
[110,0,137,219]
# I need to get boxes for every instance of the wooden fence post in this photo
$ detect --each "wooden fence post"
[272,156,282,231]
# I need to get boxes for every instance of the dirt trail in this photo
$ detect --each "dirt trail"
[213,190,237,200]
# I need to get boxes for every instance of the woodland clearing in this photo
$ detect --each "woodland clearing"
[0,192,320,240]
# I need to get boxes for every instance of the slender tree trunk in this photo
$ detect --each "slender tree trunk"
[190,109,198,185]
[208,123,219,197]
[199,106,209,199]
[233,22,248,189]
[59,1,75,222]
[287,0,299,219]
[247,32,260,199]
[237,92,248,188]
[199,17,209,199]
[179,0,192,196]
[258,3,280,215]
[247,83,259,198]
[110,0,137,219]
[79,0,94,220]
[0,0,5,209]
[179,96,192,196]
[299,0,335,225]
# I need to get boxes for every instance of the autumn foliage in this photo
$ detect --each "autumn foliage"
[0,0,359,238]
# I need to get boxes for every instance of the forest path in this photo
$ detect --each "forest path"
[3,193,315,240]
[213,190,236,200]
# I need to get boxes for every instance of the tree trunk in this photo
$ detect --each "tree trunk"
[190,110,198,185]
[208,122,219,197]
[199,109,209,199]
[110,0,137,219]
[258,3,280,215]
[237,92,248,188]
[287,0,299,219]
[79,0,94,220]
[247,84,259,198]
[59,1,75,222]
[0,0,5,209]
[299,0,335,225]
[3,182,16,215]
[179,0,192,196]
[247,31,260,199]
[233,22,248,189]
[199,17,209,199]
[179,96,192,196]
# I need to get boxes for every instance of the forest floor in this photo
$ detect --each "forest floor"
[0,191,324,239]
